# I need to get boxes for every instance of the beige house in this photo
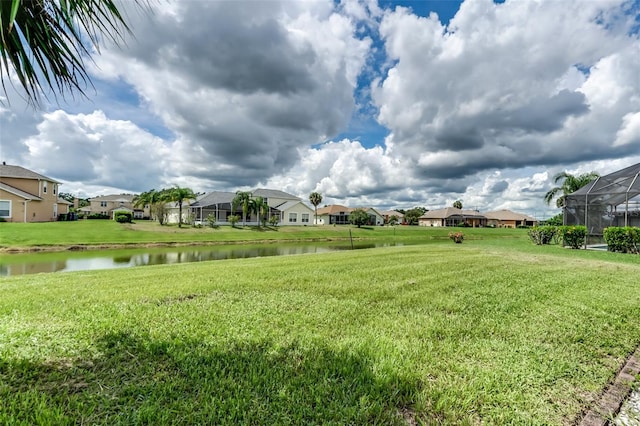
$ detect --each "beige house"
[379,210,404,224]
[0,164,70,222]
[484,210,538,228]
[87,194,150,219]
[315,204,353,225]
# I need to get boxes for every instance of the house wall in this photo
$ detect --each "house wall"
[419,218,443,227]
[88,198,150,218]
[0,177,61,222]
[280,203,314,226]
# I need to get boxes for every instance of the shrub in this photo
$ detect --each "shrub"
[269,215,279,227]
[87,213,109,219]
[527,226,557,245]
[603,227,639,254]
[206,213,216,228]
[448,231,464,243]
[559,225,587,249]
[228,215,239,227]
[114,211,133,223]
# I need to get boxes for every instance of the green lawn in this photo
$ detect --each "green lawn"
[1,230,639,424]
[0,220,524,250]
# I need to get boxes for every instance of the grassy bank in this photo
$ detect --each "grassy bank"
[0,220,525,251]
[1,239,639,424]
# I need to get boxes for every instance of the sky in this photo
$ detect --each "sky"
[1,0,639,219]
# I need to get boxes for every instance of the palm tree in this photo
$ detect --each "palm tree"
[309,192,322,225]
[1,0,144,106]
[252,196,270,227]
[544,171,600,208]
[232,191,252,227]
[165,186,197,228]
[258,197,271,227]
[133,189,163,221]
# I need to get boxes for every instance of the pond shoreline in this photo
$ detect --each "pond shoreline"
[0,237,356,254]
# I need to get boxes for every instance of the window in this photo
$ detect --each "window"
[302,213,309,223]
[0,200,10,218]
[43,181,47,193]
[100,201,107,207]
[289,213,297,223]
[53,184,56,195]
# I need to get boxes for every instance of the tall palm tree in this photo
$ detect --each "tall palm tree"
[232,191,252,227]
[309,192,322,225]
[544,171,600,208]
[1,0,144,106]
[165,186,197,228]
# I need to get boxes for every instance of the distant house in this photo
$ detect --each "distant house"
[315,204,353,225]
[0,163,70,222]
[418,207,487,227]
[86,194,150,219]
[361,207,384,226]
[189,188,314,226]
[484,210,538,228]
[379,210,404,224]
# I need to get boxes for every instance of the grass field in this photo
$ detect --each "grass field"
[1,223,639,424]
[0,220,525,250]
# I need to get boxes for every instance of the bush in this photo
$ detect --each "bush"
[527,226,557,245]
[603,227,639,254]
[87,213,109,219]
[448,231,464,243]
[114,212,133,223]
[206,213,216,228]
[559,225,587,249]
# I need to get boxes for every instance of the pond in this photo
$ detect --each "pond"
[0,241,406,277]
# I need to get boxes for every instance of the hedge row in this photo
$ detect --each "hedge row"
[527,225,586,249]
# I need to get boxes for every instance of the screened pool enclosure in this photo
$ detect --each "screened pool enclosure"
[564,162,640,239]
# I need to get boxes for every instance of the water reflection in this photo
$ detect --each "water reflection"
[0,242,403,277]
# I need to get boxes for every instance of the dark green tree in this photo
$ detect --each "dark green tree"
[403,207,427,225]
[349,208,370,228]
[453,200,463,209]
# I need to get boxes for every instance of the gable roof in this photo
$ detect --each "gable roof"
[191,191,236,207]
[484,209,537,221]
[0,182,42,200]
[252,188,301,200]
[0,164,61,183]
[379,210,404,217]
[275,200,313,213]
[420,207,485,219]
[316,204,353,215]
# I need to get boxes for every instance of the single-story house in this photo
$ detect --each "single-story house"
[0,163,70,222]
[379,210,404,225]
[418,207,487,227]
[188,188,314,226]
[484,210,538,228]
[315,204,353,225]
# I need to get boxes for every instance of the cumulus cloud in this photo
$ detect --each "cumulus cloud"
[373,0,640,180]
[90,0,371,187]
[22,110,170,192]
